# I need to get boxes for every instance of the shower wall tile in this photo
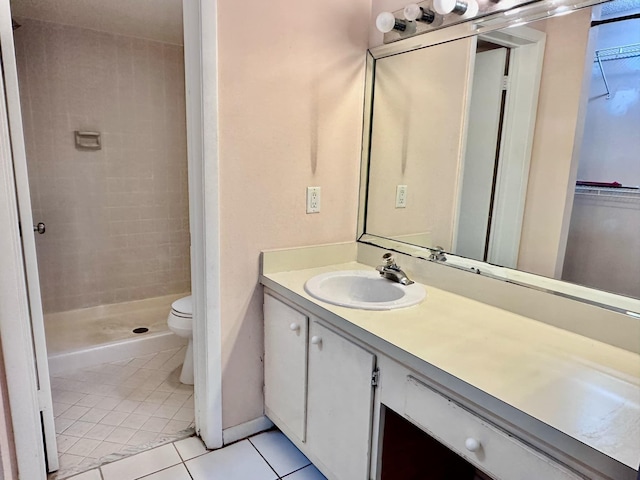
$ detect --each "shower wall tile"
[14,18,190,313]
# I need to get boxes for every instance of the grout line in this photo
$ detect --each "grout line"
[247,438,281,479]
[280,463,313,478]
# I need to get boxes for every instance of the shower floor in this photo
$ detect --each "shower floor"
[44,294,188,355]
[50,346,195,479]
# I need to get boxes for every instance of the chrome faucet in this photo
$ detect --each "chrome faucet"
[429,246,447,262]
[376,253,414,285]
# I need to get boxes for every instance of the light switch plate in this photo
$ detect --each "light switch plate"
[396,185,407,208]
[307,186,321,213]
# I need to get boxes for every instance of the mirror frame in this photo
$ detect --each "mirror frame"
[357,0,640,317]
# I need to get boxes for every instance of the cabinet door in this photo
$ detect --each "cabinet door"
[307,321,376,480]
[264,294,308,442]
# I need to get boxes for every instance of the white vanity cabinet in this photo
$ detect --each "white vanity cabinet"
[263,293,376,480]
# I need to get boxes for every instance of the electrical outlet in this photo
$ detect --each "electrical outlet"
[396,185,407,208]
[307,186,321,213]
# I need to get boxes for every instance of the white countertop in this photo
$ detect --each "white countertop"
[263,261,640,471]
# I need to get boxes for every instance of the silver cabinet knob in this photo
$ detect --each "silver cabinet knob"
[33,222,45,234]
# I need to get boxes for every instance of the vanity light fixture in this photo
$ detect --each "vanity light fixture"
[403,3,436,23]
[376,11,408,33]
[433,0,479,18]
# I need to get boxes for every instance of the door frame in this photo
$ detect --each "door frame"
[0,0,222,477]
[453,26,546,268]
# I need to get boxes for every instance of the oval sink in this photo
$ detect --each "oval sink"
[304,270,426,310]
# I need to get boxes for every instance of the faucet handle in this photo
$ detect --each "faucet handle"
[382,252,395,266]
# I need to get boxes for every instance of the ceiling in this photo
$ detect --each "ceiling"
[10,0,183,45]
[601,0,640,18]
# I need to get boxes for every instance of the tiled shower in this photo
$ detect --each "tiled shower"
[14,18,190,315]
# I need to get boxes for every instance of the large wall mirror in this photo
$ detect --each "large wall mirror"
[359,0,640,314]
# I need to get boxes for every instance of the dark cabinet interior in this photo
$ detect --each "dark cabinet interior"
[380,407,494,480]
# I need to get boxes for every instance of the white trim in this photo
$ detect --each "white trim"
[183,0,223,450]
[222,416,274,445]
[483,26,546,268]
[0,3,47,478]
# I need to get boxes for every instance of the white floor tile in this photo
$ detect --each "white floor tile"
[56,434,80,453]
[164,393,190,406]
[162,419,190,434]
[133,401,161,416]
[64,420,95,438]
[100,410,129,426]
[153,403,181,419]
[185,440,277,480]
[174,436,208,461]
[84,423,116,441]
[250,430,311,476]
[60,405,91,420]
[283,465,327,480]
[101,444,181,480]
[141,416,169,433]
[105,426,137,444]
[172,406,194,422]
[122,413,151,429]
[140,463,192,480]
[126,430,157,445]
[66,437,101,457]
[76,395,104,408]
[95,396,121,411]
[67,468,102,480]
[114,399,141,413]
[87,441,122,459]
[80,407,110,423]
[59,453,85,469]
[55,417,76,434]
[127,388,154,402]
[53,401,73,417]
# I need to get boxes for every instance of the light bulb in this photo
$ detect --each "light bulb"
[433,0,470,15]
[404,4,422,20]
[461,0,479,18]
[403,4,435,23]
[376,12,407,33]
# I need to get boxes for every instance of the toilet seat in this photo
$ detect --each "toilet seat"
[171,295,192,317]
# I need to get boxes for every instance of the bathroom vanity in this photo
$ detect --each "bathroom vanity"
[260,244,640,480]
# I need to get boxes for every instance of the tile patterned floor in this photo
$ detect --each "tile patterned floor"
[68,431,327,480]
[50,346,195,479]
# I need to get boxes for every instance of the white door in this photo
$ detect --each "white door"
[456,48,508,262]
[0,10,59,472]
[306,321,375,480]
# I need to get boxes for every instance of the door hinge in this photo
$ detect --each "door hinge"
[502,75,510,90]
[371,368,380,387]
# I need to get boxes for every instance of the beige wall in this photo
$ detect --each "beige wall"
[517,9,592,277]
[14,19,190,313]
[562,191,640,297]
[217,0,371,428]
[366,38,474,250]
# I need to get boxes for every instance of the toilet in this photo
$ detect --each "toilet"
[167,295,194,385]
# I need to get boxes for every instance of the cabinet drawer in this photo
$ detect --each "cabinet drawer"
[404,376,582,480]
